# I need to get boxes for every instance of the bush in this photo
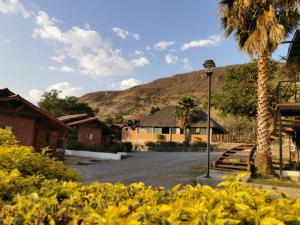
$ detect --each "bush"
[1,172,300,224]
[0,129,79,181]
[144,141,156,146]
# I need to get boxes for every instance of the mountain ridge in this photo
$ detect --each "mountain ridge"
[80,65,239,119]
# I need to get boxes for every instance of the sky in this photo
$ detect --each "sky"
[0,0,292,103]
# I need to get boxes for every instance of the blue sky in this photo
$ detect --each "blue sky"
[0,0,291,103]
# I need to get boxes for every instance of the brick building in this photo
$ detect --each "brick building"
[58,114,110,147]
[0,88,70,150]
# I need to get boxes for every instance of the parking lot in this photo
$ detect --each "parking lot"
[65,151,221,188]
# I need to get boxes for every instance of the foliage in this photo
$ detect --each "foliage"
[150,106,160,115]
[0,129,18,146]
[175,96,198,143]
[219,0,299,57]
[1,172,300,224]
[105,113,124,126]
[0,129,79,181]
[212,61,279,118]
[38,90,95,117]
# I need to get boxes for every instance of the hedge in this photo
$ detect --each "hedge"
[1,129,300,224]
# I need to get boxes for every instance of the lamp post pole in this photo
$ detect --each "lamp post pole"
[203,59,215,179]
[205,71,212,178]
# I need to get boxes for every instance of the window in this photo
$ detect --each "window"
[171,128,177,134]
[200,128,207,134]
[89,133,94,140]
[153,128,162,134]
[162,127,170,134]
[190,128,203,135]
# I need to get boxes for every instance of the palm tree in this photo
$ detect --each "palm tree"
[175,96,197,144]
[219,0,300,176]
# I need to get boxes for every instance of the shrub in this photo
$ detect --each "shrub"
[1,172,300,224]
[0,129,79,181]
[144,141,156,146]
[0,129,18,146]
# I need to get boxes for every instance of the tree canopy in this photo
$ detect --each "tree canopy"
[211,61,279,118]
[38,90,95,117]
[175,96,197,143]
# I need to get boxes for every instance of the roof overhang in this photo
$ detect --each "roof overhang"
[287,30,300,64]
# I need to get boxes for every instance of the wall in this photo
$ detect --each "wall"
[77,125,102,146]
[0,113,35,146]
[123,128,208,144]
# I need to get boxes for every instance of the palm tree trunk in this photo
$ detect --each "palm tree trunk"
[184,127,189,144]
[255,51,275,176]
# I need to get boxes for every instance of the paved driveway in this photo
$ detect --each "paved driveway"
[65,152,221,188]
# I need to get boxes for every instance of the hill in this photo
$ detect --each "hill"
[80,66,231,119]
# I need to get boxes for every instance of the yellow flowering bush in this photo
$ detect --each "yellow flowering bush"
[0,129,300,224]
[0,172,300,224]
[0,129,79,181]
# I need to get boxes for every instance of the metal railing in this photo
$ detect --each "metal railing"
[277,80,300,104]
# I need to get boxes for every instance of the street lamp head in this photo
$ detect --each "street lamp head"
[203,59,216,77]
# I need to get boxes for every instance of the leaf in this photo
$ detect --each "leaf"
[260,217,285,225]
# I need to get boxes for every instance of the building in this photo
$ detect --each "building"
[0,88,70,150]
[58,114,110,147]
[122,106,226,145]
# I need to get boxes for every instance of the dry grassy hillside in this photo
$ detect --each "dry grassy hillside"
[80,66,233,119]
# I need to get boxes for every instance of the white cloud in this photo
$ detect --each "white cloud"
[145,46,151,51]
[4,39,11,43]
[112,27,140,41]
[112,27,130,39]
[28,82,83,103]
[165,54,178,64]
[47,82,83,97]
[48,66,57,71]
[28,89,43,103]
[182,58,193,71]
[181,34,221,50]
[154,41,175,51]
[134,49,143,55]
[51,54,65,63]
[112,78,142,90]
[0,0,30,18]
[132,57,150,67]
[33,11,134,78]
[61,65,75,73]
[47,65,75,73]
[132,33,140,40]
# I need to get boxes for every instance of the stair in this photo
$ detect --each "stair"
[214,143,256,171]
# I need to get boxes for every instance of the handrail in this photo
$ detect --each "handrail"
[247,144,257,172]
[276,80,300,104]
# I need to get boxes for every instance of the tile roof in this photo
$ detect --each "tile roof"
[0,88,70,131]
[138,106,226,133]
[67,117,106,127]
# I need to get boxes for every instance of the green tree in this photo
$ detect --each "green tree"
[212,61,279,118]
[104,113,124,126]
[219,0,300,176]
[38,90,95,117]
[175,96,197,144]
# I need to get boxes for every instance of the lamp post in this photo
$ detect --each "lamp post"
[203,59,216,178]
